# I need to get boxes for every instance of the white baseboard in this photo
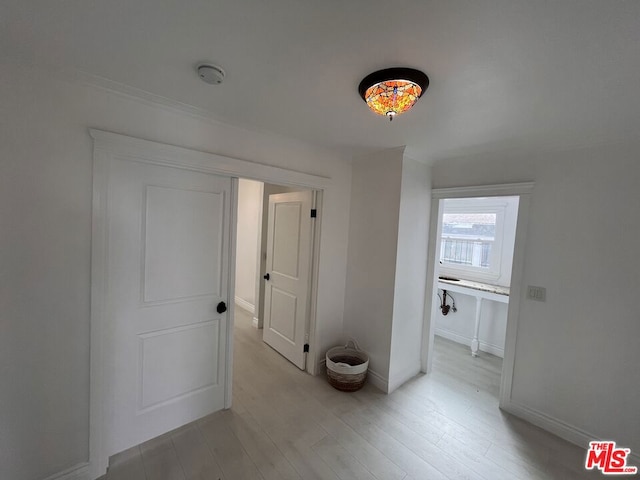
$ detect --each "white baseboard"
[43,462,90,480]
[251,317,259,329]
[388,365,422,394]
[500,399,640,465]
[366,368,389,393]
[435,328,504,358]
[317,358,326,376]
[501,399,591,449]
[234,296,255,315]
[479,341,503,358]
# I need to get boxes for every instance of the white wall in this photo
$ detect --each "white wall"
[389,157,431,391]
[434,294,508,357]
[431,141,640,454]
[344,148,431,392]
[235,179,263,313]
[0,62,351,480]
[343,148,403,388]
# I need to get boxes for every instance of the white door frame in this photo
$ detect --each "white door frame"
[421,182,534,408]
[89,129,330,479]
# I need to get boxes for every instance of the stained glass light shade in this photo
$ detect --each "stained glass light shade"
[358,68,429,120]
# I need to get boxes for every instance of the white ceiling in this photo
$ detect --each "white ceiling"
[2,0,639,162]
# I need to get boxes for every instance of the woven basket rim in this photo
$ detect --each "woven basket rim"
[326,347,369,375]
[326,346,369,362]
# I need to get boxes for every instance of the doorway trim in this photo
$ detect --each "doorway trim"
[421,182,534,409]
[89,129,330,479]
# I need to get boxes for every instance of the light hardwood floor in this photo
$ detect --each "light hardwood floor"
[103,308,602,480]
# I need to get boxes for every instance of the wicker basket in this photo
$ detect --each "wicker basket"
[326,340,369,392]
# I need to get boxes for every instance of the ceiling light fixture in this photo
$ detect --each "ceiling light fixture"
[358,67,429,121]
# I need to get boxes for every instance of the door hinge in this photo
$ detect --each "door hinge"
[303,343,310,353]
[310,209,317,218]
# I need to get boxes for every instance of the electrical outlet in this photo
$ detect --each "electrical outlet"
[527,285,546,302]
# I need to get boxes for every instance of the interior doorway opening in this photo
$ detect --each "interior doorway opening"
[88,130,331,478]
[233,178,318,373]
[430,195,519,402]
[422,183,534,410]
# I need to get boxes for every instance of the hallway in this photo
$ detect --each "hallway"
[102,308,598,479]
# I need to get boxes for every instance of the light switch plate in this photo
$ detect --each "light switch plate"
[527,285,546,302]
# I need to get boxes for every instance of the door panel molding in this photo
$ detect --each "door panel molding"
[271,202,303,278]
[137,319,221,411]
[142,185,224,302]
[267,286,298,343]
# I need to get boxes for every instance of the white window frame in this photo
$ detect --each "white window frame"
[438,199,507,283]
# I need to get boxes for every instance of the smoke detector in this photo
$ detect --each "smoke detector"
[197,63,225,85]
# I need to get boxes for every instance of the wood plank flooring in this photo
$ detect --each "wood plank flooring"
[103,308,603,480]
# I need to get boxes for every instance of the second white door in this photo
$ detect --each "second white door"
[262,191,313,369]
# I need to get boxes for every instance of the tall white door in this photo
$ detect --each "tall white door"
[262,191,313,370]
[104,157,231,457]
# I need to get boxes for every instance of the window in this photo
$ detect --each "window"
[441,212,496,268]
[438,197,517,284]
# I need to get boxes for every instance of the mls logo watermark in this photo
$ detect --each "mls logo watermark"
[585,441,638,475]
